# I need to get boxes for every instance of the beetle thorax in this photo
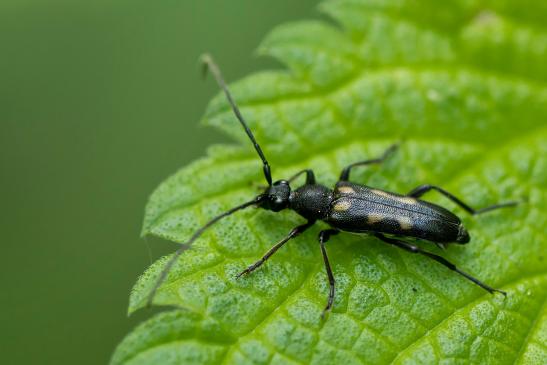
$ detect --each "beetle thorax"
[289,184,333,220]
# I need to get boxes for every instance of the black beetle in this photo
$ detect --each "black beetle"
[147,55,518,316]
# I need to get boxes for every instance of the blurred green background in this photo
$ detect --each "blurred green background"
[0,1,318,364]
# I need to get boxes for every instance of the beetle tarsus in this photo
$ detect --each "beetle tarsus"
[235,264,259,279]
[492,288,507,296]
[235,222,314,280]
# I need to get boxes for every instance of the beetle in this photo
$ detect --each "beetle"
[147,54,518,316]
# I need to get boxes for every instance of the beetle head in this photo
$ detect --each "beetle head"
[258,180,291,212]
[456,224,470,244]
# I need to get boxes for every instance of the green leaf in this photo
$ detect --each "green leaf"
[113,1,547,364]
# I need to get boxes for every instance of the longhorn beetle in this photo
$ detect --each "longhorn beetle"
[147,54,518,316]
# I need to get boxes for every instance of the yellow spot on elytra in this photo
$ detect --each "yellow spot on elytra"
[372,189,417,205]
[367,213,384,224]
[334,200,351,212]
[397,196,417,205]
[371,189,391,198]
[398,216,413,230]
[338,186,355,194]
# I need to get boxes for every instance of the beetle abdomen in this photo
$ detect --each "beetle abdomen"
[325,182,464,243]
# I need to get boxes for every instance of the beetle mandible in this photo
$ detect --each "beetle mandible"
[147,54,518,317]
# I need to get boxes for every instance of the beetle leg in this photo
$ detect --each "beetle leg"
[319,229,339,318]
[374,233,506,295]
[407,184,518,215]
[288,169,316,185]
[236,221,315,278]
[339,143,399,182]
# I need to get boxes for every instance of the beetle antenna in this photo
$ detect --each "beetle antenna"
[146,195,264,307]
[201,54,272,186]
